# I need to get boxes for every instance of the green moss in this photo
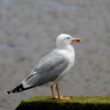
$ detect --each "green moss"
[22,96,110,104]
[16,96,110,110]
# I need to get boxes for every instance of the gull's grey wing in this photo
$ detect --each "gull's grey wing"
[22,50,69,88]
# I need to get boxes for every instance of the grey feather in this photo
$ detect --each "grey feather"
[22,50,69,88]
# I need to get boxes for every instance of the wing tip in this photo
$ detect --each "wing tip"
[6,90,12,94]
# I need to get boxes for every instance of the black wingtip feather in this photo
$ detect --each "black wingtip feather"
[6,91,11,94]
[6,84,26,94]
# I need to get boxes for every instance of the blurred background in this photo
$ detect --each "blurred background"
[0,0,110,110]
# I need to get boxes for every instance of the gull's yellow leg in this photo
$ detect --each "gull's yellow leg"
[50,85,55,98]
[56,83,60,99]
[55,83,70,100]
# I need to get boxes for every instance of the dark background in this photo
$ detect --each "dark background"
[0,0,110,110]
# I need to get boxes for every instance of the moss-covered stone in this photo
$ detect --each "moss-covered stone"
[15,96,110,110]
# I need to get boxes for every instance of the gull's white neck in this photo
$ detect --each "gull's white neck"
[56,44,75,68]
[56,44,75,63]
[65,44,75,53]
[57,44,75,54]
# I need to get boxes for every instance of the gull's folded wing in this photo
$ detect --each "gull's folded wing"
[22,50,69,88]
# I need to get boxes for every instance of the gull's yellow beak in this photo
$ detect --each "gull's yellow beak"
[71,38,80,42]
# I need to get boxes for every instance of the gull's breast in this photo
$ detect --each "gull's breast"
[56,49,75,76]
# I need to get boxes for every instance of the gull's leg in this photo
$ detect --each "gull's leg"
[50,85,55,98]
[55,83,70,100]
[56,83,60,99]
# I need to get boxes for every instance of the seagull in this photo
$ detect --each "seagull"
[7,34,80,99]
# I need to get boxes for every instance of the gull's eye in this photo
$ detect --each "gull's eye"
[66,37,70,39]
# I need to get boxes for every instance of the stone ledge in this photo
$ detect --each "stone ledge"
[15,96,110,110]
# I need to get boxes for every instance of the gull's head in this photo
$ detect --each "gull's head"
[56,34,80,48]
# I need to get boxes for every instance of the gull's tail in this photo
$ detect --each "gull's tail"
[6,83,31,94]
